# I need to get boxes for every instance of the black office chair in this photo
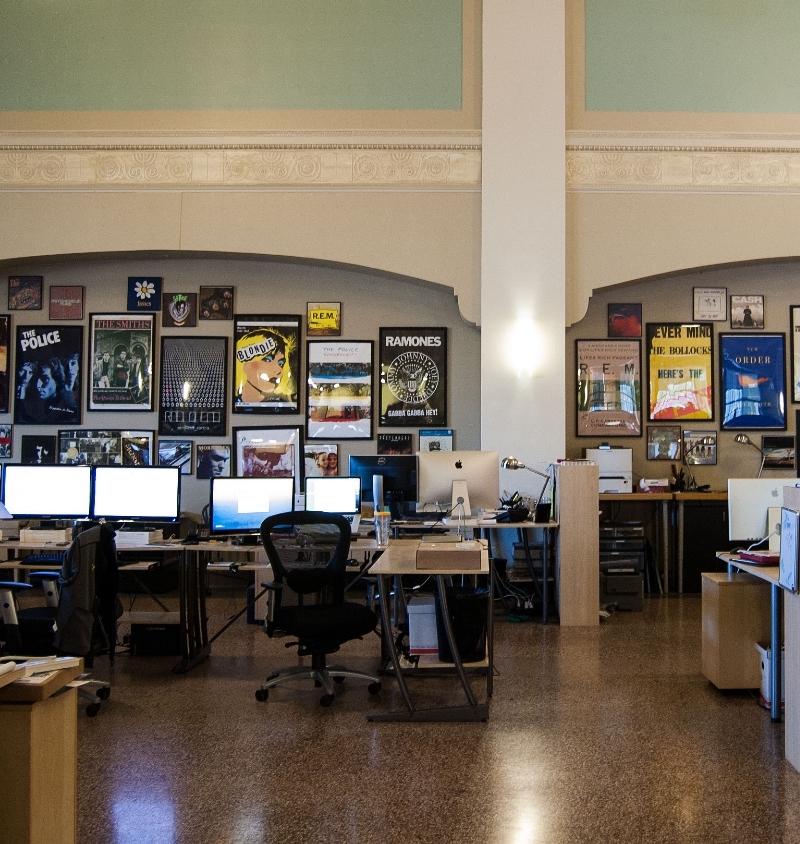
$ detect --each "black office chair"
[255,511,381,707]
[0,524,120,716]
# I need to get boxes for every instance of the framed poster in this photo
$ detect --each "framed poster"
[159,336,228,436]
[646,323,714,422]
[157,439,194,475]
[89,314,154,411]
[304,444,339,477]
[378,433,413,455]
[763,435,795,470]
[162,293,197,328]
[199,286,234,320]
[14,324,83,426]
[576,339,641,436]
[730,295,764,329]
[419,429,454,452]
[8,276,42,310]
[21,434,56,464]
[683,430,717,465]
[233,426,303,491]
[379,327,447,428]
[233,315,301,415]
[49,286,84,320]
[693,288,727,322]
[307,302,341,336]
[720,333,786,430]
[127,277,162,312]
[196,444,231,479]
[789,306,800,403]
[0,424,11,458]
[306,339,372,440]
[607,303,642,338]
[57,429,154,466]
[0,315,9,414]
[646,426,681,460]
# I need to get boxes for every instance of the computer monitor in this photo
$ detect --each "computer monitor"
[727,478,784,544]
[209,477,295,536]
[348,455,417,518]
[92,466,181,522]
[416,450,500,514]
[305,476,361,514]
[2,464,93,519]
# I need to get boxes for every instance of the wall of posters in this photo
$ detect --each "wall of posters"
[89,314,154,411]
[720,333,786,429]
[306,339,372,439]
[379,327,447,427]
[233,315,300,414]
[576,339,641,436]
[159,336,228,436]
[646,323,714,421]
[233,426,302,490]
[14,324,83,426]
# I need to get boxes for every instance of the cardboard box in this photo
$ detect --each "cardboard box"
[415,540,483,571]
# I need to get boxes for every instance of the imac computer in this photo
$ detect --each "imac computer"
[416,450,500,515]
[2,464,93,520]
[348,455,417,519]
[209,477,294,537]
[92,466,181,523]
[305,476,362,531]
[727,478,784,546]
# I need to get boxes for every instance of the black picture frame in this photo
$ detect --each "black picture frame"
[719,333,786,430]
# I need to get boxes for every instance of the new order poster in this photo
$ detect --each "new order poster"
[646,323,714,422]
[720,333,786,430]
[576,339,641,436]
[233,315,300,415]
[306,340,372,440]
[89,314,154,411]
[14,324,82,426]
[379,327,447,428]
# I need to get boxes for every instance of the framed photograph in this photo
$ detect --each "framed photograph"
[196,444,231,479]
[8,275,42,310]
[14,324,83,426]
[157,439,193,475]
[646,323,714,422]
[49,286,84,320]
[307,302,342,336]
[607,303,642,338]
[0,315,9,414]
[127,277,162,312]
[720,333,786,430]
[159,336,228,436]
[306,339,372,440]
[89,314,154,411]
[730,295,764,329]
[646,426,681,460]
[419,429,454,452]
[233,426,303,491]
[576,339,641,436]
[378,433,413,455]
[683,430,717,465]
[789,306,800,403]
[199,286,234,320]
[233,315,301,415]
[57,429,154,466]
[693,288,727,322]
[304,444,339,478]
[0,424,11,459]
[21,434,56,465]
[379,327,447,428]
[763,435,795,470]
[162,293,198,328]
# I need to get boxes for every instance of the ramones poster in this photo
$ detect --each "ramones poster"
[379,327,447,427]
[14,324,83,426]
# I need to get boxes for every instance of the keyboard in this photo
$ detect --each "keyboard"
[23,552,66,565]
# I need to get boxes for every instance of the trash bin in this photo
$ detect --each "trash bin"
[434,585,488,663]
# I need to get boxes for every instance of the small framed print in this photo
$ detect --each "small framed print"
[233,426,303,491]
[196,444,231,479]
[647,425,681,460]
[0,424,11,459]
[607,303,642,338]
[158,439,194,475]
[419,429,454,452]
[127,277,162,312]
[378,433,413,455]
[49,286,84,320]
[21,434,56,464]
[763,435,795,470]
[683,429,717,465]
[307,302,341,336]
[199,286,234,320]
[162,293,197,328]
[693,287,727,322]
[304,444,339,477]
[8,276,43,310]
[57,429,154,466]
[730,295,764,329]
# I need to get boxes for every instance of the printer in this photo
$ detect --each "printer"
[585,447,632,493]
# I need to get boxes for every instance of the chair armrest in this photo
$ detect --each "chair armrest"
[28,571,61,581]
[0,581,33,592]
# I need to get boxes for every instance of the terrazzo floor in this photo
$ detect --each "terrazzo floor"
[74,585,800,844]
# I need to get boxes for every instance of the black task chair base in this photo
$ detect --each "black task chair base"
[255,663,382,707]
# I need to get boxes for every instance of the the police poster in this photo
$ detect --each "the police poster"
[14,324,83,425]
[379,327,447,427]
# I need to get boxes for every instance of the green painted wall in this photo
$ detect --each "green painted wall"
[586,0,800,113]
[0,0,462,111]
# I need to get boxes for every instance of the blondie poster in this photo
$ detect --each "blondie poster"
[14,324,82,425]
[646,323,714,422]
[576,339,641,436]
[232,315,300,414]
[379,328,447,427]
[89,314,154,411]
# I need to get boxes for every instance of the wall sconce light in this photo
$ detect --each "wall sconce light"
[506,317,543,378]
[734,433,766,478]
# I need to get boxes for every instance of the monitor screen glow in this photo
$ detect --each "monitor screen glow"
[305,476,361,514]
[727,478,784,543]
[92,466,181,522]
[348,455,417,504]
[209,477,294,535]
[3,465,93,519]
[416,450,500,513]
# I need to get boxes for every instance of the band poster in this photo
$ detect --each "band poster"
[646,323,714,422]
[306,340,372,440]
[233,315,300,414]
[0,315,9,414]
[720,333,786,429]
[89,314,155,411]
[379,327,447,427]
[576,339,641,436]
[14,324,82,426]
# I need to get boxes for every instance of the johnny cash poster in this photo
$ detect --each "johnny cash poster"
[14,324,83,425]
[379,328,447,427]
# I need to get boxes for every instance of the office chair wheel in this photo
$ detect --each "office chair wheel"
[368,681,382,695]
[255,688,269,702]
[320,693,334,707]
[97,687,111,701]
[86,702,101,717]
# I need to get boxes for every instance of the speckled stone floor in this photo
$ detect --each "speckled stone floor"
[74,587,800,844]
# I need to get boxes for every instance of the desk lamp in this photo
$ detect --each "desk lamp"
[682,435,716,491]
[734,433,766,478]
[500,457,551,516]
